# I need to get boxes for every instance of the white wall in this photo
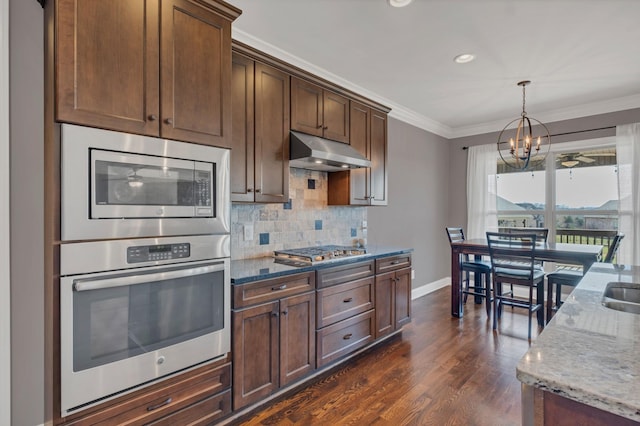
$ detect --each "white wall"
[10,0,45,425]
[1,0,11,423]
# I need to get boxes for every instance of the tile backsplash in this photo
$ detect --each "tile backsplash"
[231,168,367,260]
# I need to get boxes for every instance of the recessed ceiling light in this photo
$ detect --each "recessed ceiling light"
[454,53,476,64]
[387,0,412,7]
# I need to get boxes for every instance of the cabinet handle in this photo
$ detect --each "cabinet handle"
[147,397,172,412]
[343,333,353,340]
[164,118,173,125]
[255,189,261,193]
[343,297,353,303]
[148,114,157,121]
[271,284,287,291]
[247,188,253,193]
[390,261,401,265]
[323,126,328,130]
[272,311,279,317]
[282,309,288,316]
[316,125,323,129]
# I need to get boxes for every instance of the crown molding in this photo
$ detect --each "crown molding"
[232,29,455,137]
[448,93,640,139]
[232,29,640,141]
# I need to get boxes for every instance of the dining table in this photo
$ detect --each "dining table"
[450,238,604,324]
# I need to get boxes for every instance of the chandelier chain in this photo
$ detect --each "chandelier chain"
[521,83,527,117]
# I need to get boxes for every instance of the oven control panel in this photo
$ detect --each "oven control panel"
[127,243,191,263]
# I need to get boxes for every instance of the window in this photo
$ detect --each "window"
[497,140,619,247]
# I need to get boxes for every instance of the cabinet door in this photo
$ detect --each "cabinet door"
[323,91,350,143]
[291,77,323,137]
[232,302,279,410]
[254,62,290,203]
[231,53,255,202]
[374,271,395,339]
[56,0,160,135]
[348,101,371,204]
[280,292,316,387]
[394,268,412,329]
[160,0,232,147]
[370,110,388,205]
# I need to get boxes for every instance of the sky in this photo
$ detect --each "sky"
[497,165,618,209]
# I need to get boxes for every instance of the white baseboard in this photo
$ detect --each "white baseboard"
[411,277,450,300]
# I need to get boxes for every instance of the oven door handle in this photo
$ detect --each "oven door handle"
[73,262,226,292]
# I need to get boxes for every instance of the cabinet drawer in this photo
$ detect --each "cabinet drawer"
[233,272,315,308]
[147,389,231,426]
[316,260,374,289]
[65,362,231,425]
[316,310,375,367]
[317,276,374,328]
[375,254,412,274]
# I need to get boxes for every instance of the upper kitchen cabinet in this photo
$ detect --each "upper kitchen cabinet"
[328,102,388,206]
[55,0,241,148]
[291,77,350,144]
[231,51,290,203]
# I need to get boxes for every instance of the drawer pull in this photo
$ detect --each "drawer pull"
[271,284,287,291]
[390,260,401,265]
[343,297,353,303]
[147,397,172,412]
[343,333,353,340]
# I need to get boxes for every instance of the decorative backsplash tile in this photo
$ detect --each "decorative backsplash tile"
[231,168,367,260]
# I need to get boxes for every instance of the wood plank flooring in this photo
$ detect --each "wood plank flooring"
[231,287,542,425]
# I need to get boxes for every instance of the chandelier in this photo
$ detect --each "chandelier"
[497,80,551,170]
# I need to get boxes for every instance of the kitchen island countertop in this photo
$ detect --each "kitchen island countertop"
[517,263,640,422]
[231,245,412,285]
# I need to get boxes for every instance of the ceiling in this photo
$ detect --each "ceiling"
[230,0,640,139]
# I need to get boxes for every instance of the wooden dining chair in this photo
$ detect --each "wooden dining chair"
[486,232,545,340]
[446,227,492,316]
[546,233,625,323]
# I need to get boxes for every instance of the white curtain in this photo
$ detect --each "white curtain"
[466,144,498,239]
[616,123,640,265]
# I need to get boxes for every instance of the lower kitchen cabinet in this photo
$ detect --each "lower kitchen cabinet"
[232,272,316,410]
[316,310,375,367]
[375,255,412,338]
[61,361,231,425]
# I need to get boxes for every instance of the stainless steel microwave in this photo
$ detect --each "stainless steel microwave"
[61,124,230,241]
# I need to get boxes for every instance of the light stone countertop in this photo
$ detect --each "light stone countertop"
[516,263,640,422]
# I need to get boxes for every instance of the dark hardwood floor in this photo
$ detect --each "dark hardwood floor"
[231,287,542,425]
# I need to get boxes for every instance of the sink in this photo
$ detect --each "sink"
[602,282,640,314]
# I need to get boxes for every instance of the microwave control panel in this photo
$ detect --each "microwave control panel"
[127,243,191,263]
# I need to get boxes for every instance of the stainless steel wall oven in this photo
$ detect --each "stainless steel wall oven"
[61,124,230,241]
[59,124,232,416]
[59,235,230,416]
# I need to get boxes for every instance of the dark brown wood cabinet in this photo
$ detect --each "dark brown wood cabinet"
[328,102,388,206]
[291,77,350,143]
[60,361,231,426]
[231,52,290,202]
[375,255,412,338]
[315,262,376,367]
[232,273,316,410]
[56,0,239,147]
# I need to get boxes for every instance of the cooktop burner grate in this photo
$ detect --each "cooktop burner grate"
[274,245,367,266]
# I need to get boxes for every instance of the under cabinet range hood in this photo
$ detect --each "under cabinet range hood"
[289,131,371,172]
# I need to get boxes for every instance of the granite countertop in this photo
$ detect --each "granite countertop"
[231,245,413,285]
[517,263,640,421]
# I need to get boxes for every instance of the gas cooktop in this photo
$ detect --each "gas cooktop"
[274,245,367,266]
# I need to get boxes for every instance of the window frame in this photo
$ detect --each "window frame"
[497,136,618,241]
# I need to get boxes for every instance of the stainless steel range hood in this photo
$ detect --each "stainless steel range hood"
[289,131,371,172]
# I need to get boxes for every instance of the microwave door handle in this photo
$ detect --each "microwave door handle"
[73,263,226,292]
